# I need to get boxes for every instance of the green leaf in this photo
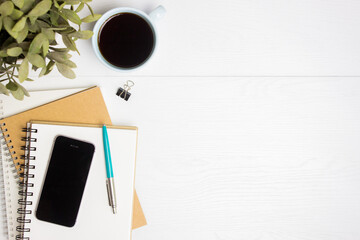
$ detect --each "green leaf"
[39,59,55,77]
[18,83,30,97]
[25,77,34,81]
[3,16,14,29]
[12,0,24,8]
[81,13,101,23]
[39,66,46,76]
[36,19,50,28]
[27,53,45,67]
[0,1,14,16]
[75,2,84,13]
[29,33,47,54]
[9,9,23,20]
[57,26,75,34]
[12,16,27,32]
[85,2,94,16]
[62,35,78,53]
[16,23,28,43]
[49,10,59,25]
[5,42,18,48]
[27,0,51,17]
[42,38,49,56]
[53,0,59,8]
[64,0,80,5]
[19,41,30,50]
[6,81,18,91]
[6,47,22,56]
[47,51,68,62]
[39,60,56,76]
[29,15,37,25]
[56,62,75,79]
[1,36,14,49]
[21,0,35,13]
[0,83,10,96]
[68,30,93,39]
[0,50,7,57]
[10,86,24,100]
[3,16,18,39]
[0,16,2,30]
[18,58,29,82]
[45,60,55,75]
[62,59,76,68]
[41,28,55,40]
[61,9,81,25]
[28,21,40,32]
[49,47,69,52]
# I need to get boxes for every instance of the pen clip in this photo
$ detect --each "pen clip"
[106,179,112,206]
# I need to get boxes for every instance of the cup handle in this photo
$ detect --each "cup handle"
[149,5,166,22]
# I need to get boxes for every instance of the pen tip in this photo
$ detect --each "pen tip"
[113,207,117,214]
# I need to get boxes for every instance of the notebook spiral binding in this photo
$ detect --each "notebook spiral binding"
[0,150,8,236]
[16,127,37,240]
[0,135,20,239]
[0,100,10,237]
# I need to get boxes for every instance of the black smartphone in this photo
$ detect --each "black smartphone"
[35,136,95,227]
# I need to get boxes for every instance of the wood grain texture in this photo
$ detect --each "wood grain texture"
[31,0,360,77]
[21,77,360,240]
[9,0,360,237]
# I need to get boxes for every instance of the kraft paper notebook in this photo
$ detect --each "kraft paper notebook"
[0,86,146,237]
[17,121,137,240]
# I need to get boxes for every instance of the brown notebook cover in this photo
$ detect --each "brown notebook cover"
[0,86,146,229]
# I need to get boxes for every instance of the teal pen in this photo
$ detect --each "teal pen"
[102,125,117,214]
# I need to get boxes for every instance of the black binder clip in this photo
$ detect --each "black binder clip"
[116,80,134,101]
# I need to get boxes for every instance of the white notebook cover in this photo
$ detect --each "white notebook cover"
[20,121,136,240]
[0,87,88,240]
[0,143,18,240]
[0,88,87,118]
[0,137,9,239]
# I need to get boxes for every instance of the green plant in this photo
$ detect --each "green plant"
[0,0,101,100]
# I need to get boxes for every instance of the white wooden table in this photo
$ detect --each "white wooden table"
[19,0,360,239]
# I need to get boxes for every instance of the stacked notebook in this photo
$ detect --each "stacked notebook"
[0,87,146,240]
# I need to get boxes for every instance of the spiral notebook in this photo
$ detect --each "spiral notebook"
[0,88,88,240]
[0,87,146,239]
[17,121,137,240]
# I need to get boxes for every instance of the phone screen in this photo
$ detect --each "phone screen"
[35,136,95,227]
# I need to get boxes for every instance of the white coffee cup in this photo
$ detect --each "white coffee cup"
[91,6,166,71]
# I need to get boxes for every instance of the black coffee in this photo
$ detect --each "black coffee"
[98,13,155,69]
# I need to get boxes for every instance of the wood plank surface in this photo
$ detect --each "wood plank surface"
[17,0,360,238]
[23,77,360,239]
[55,0,360,76]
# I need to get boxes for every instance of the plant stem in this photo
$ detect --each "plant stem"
[4,63,11,82]
[10,65,15,79]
